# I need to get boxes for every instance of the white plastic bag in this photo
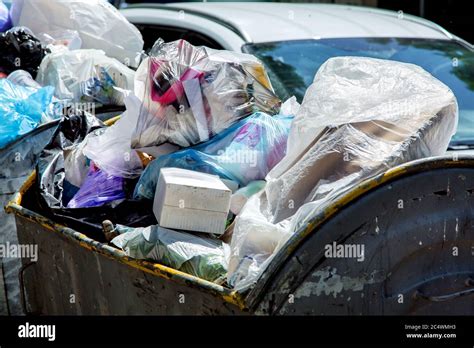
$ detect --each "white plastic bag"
[228,57,459,290]
[64,137,90,188]
[36,48,135,106]
[12,0,144,67]
[82,93,143,178]
[38,29,82,50]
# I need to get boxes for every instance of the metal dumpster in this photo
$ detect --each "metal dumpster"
[0,110,122,315]
[5,156,474,315]
[0,120,59,315]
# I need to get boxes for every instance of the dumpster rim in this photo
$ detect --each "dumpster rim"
[7,156,473,312]
[0,118,60,157]
[0,109,120,155]
[244,154,474,310]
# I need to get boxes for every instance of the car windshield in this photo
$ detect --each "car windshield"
[244,38,474,145]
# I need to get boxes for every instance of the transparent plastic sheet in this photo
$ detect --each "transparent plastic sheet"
[133,112,293,200]
[228,57,459,290]
[38,29,82,50]
[0,78,58,149]
[36,48,135,106]
[132,39,281,149]
[11,0,144,67]
[35,112,156,240]
[83,40,282,179]
[0,26,48,78]
[111,224,229,283]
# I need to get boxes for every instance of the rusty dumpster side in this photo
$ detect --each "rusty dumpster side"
[5,156,474,315]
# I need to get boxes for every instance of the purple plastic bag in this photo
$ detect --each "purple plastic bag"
[67,164,125,208]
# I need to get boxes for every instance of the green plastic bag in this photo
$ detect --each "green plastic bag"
[111,224,229,283]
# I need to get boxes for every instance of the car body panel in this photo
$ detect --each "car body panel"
[121,2,452,47]
[121,5,246,50]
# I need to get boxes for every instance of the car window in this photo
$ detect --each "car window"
[244,38,474,145]
[133,23,224,52]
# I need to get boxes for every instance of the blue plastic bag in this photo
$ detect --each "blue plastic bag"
[0,0,11,32]
[134,112,293,200]
[0,79,56,148]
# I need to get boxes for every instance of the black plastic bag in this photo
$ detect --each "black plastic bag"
[35,110,156,241]
[0,27,48,78]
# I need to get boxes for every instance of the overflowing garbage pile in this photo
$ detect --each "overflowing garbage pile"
[33,35,286,283]
[0,0,145,149]
[1,0,459,292]
[0,0,145,314]
[228,57,458,289]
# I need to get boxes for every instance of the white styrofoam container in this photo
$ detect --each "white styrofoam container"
[153,168,231,234]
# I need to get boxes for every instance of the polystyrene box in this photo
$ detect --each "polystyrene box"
[153,168,232,234]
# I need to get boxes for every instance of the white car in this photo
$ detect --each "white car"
[121,2,474,150]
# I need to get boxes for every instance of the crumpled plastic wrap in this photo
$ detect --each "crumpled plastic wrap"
[111,224,229,282]
[11,0,144,67]
[36,48,135,106]
[37,111,104,209]
[228,57,459,290]
[35,112,156,240]
[82,93,147,178]
[82,40,281,178]
[132,39,281,148]
[134,112,293,200]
